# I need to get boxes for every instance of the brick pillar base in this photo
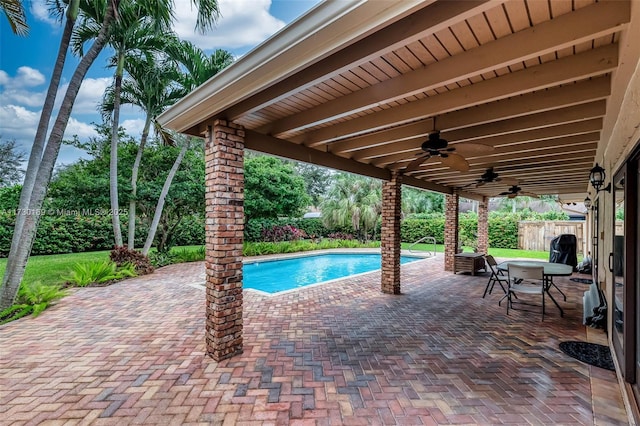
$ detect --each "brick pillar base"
[381,172,402,294]
[477,197,489,255]
[204,120,244,361]
[444,192,459,272]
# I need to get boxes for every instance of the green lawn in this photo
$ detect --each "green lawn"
[401,242,550,260]
[0,250,111,287]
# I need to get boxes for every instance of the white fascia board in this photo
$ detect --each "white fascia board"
[158,0,426,132]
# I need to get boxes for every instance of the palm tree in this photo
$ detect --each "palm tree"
[101,52,184,249]
[141,41,234,255]
[320,173,382,240]
[0,0,222,310]
[74,3,174,247]
[1,0,28,35]
[402,187,444,216]
[6,1,80,285]
[0,0,117,311]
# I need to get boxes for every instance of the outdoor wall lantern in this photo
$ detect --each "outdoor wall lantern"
[584,196,592,209]
[589,163,611,193]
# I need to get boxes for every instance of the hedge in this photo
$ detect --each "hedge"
[1,211,524,257]
[0,211,205,256]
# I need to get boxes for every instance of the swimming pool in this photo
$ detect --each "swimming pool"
[243,253,421,294]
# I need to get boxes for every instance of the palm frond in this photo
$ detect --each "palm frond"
[1,0,28,35]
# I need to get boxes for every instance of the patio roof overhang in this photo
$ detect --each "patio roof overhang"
[158,0,639,202]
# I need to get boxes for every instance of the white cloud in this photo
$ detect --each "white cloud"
[55,77,111,115]
[173,0,285,50]
[0,66,45,89]
[30,2,58,26]
[15,67,46,87]
[0,105,39,141]
[64,117,98,141]
[0,67,47,108]
[0,104,97,166]
[121,118,147,138]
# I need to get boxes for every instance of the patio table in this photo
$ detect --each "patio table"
[497,260,573,317]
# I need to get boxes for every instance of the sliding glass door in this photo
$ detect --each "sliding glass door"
[612,166,629,377]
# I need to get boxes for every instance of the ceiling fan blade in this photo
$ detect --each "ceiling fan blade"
[403,154,430,173]
[453,142,494,156]
[440,153,469,172]
[521,191,539,198]
[498,191,510,196]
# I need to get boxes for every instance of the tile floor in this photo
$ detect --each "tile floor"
[0,253,629,425]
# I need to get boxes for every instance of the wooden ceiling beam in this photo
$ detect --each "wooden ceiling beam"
[410,146,597,178]
[352,118,602,161]
[243,130,393,182]
[265,0,628,136]
[399,175,454,196]
[224,1,496,120]
[445,165,592,185]
[448,172,590,190]
[431,162,593,183]
[375,132,599,168]
[422,154,596,176]
[302,47,617,147]
[328,100,606,155]
[329,120,433,155]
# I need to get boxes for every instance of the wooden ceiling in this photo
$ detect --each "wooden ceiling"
[173,0,632,200]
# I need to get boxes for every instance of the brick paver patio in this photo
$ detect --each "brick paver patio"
[0,253,628,425]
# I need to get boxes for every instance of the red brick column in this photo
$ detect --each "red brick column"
[381,172,402,294]
[204,120,244,361]
[444,191,459,272]
[477,196,489,254]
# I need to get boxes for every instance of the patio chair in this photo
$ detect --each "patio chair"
[506,264,546,320]
[482,255,509,298]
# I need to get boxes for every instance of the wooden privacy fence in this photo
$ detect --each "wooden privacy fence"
[518,221,586,255]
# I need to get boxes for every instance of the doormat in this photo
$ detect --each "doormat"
[570,278,593,284]
[559,341,615,371]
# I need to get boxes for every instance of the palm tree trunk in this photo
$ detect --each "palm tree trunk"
[2,1,78,308]
[110,52,125,247]
[0,3,115,310]
[127,114,151,249]
[142,139,190,255]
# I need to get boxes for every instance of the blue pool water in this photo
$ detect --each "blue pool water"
[243,253,421,294]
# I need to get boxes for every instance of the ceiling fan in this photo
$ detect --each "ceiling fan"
[464,167,519,188]
[498,185,539,199]
[403,124,494,173]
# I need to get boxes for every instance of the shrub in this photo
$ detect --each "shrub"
[488,213,519,249]
[242,239,379,256]
[17,281,68,317]
[261,225,307,242]
[327,232,355,240]
[401,217,445,243]
[245,218,330,242]
[109,246,154,275]
[63,261,137,287]
[148,251,178,268]
[0,281,69,324]
[171,246,205,263]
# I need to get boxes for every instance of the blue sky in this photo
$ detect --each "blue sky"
[0,0,320,165]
